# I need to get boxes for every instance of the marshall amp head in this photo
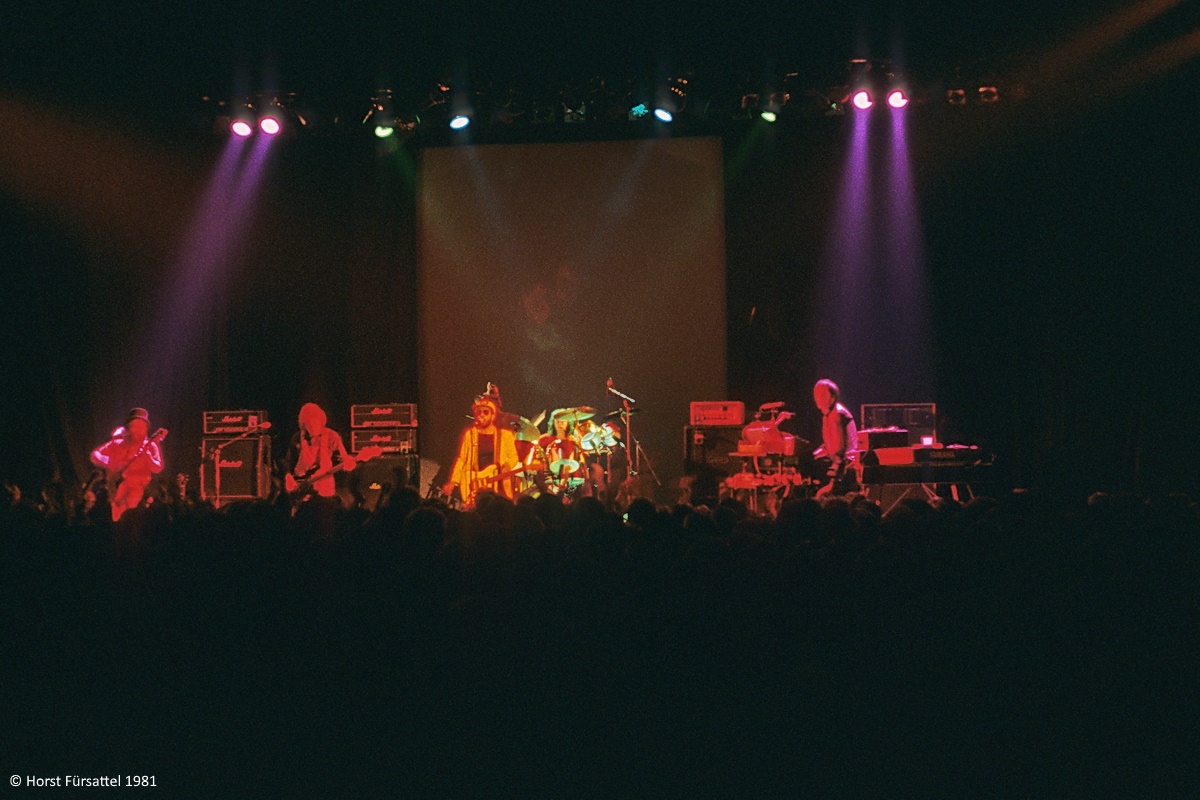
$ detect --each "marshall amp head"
[350,403,418,428]
[689,401,745,427]
[203,410,269,435]
[351,428,417,455]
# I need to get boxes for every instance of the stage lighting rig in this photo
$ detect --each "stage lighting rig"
[837,58,915,111]
[215,92,306,137]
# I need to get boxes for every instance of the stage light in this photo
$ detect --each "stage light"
[652,76,687,124]
[946,88,967,105]
[449,114,471,130]
[852,90,873,110]
[760,110,778,123]
[978,86,1000,103]
[259,116,281,135]
[362,89,422,139]
[230,120,253,137]
[887,89,909,108]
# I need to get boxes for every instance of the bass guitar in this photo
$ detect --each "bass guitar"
[457,463,528,508]
[285,446,383,501]
[108,427,169,521]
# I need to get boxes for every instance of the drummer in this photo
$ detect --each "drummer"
[540,408,589,493]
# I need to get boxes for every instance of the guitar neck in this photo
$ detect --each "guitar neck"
[110,429,167,482]
[299,462,348,488]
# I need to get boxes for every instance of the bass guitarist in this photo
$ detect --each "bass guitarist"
[442,394,521,507]
[285,403,355,535]
[89,407,165,521]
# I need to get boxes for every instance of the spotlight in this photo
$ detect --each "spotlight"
[653,76,687,123]
[259,116,282,135]
[628,103,650,120]
[946,88,967,105]
[733,90,765,120]
[449,114,471,130]
[228,99,256,137]
[362,89,421,138]
[851,90,873,110]
[978,86,1000,103]
[886,89,909,109]
[764,90,788,118]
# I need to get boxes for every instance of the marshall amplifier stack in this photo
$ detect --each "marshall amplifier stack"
[350,403,419,509]
[200,410,272,506]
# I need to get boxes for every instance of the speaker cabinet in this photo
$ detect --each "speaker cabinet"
[683,425,744,476]
[350,455,420,511]
[200,436,272,507]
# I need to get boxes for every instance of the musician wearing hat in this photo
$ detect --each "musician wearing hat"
[443,395,522,506]
[89,407,165,520]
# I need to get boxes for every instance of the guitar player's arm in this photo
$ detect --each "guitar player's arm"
[330,430,356,473]
[498,429,520,472]
[90,441,113,469]
[144,441,165,474]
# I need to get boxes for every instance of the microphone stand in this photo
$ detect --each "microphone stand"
[208,425,267,509]
[607,380,661,487]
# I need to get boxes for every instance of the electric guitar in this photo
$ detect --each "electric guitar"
[107,427,169,521]
[457,463,528,508]
[285,446,383,500]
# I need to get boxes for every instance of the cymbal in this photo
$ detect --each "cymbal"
[548,458,580,473]
[510,416,542,441]
[604,408,641,420]
[550,406,596,423]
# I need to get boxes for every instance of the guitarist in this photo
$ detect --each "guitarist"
[442,395,520,507]
[285,403,354,534]
[89,407,164,520]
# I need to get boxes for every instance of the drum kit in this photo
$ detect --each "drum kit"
[509,405,628,499]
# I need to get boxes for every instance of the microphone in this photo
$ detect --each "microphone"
[606,378,636,404]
